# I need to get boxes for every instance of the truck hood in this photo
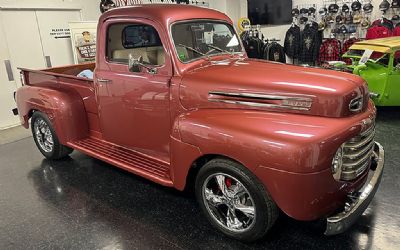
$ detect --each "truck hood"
[179,59,369,117]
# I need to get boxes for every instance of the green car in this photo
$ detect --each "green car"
[343,37,400,106]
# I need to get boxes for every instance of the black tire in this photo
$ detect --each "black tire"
[195,158,278,242]
[31,111,73,160]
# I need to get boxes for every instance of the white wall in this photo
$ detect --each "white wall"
[0,0,101,20]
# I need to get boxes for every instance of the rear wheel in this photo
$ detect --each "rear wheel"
[31,112,73,160]
[195,158,278,242]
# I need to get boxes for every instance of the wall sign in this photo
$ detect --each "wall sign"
[238,17,251,33]
[49,28,71,39]
[69,22,98,64]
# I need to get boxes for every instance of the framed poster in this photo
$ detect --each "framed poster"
[69,21,98,64]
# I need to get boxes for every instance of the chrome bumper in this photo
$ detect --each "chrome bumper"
[325,142,385,235]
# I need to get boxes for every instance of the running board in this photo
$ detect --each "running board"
[68,138,173,187]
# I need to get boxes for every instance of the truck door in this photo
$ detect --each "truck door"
[95,19,173,162]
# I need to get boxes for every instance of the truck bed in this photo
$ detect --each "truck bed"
[20,62,100,137]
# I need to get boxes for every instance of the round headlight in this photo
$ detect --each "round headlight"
[332,146,344,181]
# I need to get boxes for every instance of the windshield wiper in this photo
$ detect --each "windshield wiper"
[177,44,210,61]
[205,44,233,56]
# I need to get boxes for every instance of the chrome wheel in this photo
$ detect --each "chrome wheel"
[202,173,256,232]
[33,117,54,153]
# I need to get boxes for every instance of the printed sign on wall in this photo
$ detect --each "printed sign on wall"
[69,22,98,64]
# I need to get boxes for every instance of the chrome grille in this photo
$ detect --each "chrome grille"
[341,126,375,181]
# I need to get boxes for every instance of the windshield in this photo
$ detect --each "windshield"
[347,49,390,67]
[171,21,243,63]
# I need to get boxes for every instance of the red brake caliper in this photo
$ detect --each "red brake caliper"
[225,177,232,188]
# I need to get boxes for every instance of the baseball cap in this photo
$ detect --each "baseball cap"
[292,8,300,17]
[392,15,400,21]
[361,18,371,29]
[336,14,344,24]
[342,4,350,13]
[351,1,362,11]
[300,8,308,15]
[379,0,390,11]
[348,26,357,33]
[327,15,335,24]
[328,3,339,13]
[319,7,328,16]
[345,14,354,24]
[300,16,308,24]
[339,25,348,34]
[392,0,400,8]
[318,21,326,31]
[308,7,316,15]
[363,3,374,13]
[353,13,363,24]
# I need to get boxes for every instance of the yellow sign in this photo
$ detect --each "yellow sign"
[238,17,251,33]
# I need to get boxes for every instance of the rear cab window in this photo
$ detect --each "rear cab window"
[106,23,165,66]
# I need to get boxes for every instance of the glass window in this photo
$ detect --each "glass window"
[107,23,165,66]
[347,49,390,67]
[171,21,243,63]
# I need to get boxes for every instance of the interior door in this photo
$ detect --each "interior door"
[0,10,46,129]
[1,10,47,88]
[0,9,81,129]
[95,19,173,162]
[0,19,19,129]
[35,10,81,67]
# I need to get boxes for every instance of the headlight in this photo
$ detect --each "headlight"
[332,145,344,181]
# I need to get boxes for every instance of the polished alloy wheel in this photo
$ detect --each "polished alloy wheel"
[202,173,256,232]
[33,117,54,153]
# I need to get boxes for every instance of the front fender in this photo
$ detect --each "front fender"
[176,106,377,219]
[16,86,88,144]
[178,109,373,174]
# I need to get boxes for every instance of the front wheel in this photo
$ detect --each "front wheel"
[31,111,73,160]
[195,158,278,242]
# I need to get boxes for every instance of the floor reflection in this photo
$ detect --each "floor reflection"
[23,156,386,249]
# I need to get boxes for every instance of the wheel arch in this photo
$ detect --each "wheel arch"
[16,86,89,144]
[183,154,246,193]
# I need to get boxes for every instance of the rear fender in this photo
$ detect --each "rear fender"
[16,86,89,144]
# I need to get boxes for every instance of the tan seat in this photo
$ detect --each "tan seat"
[112,46,165,66]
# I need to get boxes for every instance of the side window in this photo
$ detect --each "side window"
[107,23,165,66]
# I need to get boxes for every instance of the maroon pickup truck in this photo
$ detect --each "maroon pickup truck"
[15,5,384,241]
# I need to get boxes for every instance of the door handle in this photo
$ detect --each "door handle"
[4,60,14,81]
[97,78,112,84]
[45,56,52,68]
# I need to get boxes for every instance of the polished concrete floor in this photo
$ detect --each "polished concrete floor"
[0,108,399,249]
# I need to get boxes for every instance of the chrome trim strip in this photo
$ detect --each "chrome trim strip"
[342,148,374,168]
[209,91,313,102]
[344,140,375,160]
[344,131,375,150]
[208,91,313,111]
[209,98,311,111]
[325,142,384,235]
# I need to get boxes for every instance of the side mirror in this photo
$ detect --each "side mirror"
[129,54,143,73]
[128,54,158,74]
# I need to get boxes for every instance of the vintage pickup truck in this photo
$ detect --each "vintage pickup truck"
[14,5,384,241]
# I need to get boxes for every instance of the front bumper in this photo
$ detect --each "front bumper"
[325,142,385,235]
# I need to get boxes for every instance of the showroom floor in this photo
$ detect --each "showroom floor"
[0,108,399,250]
